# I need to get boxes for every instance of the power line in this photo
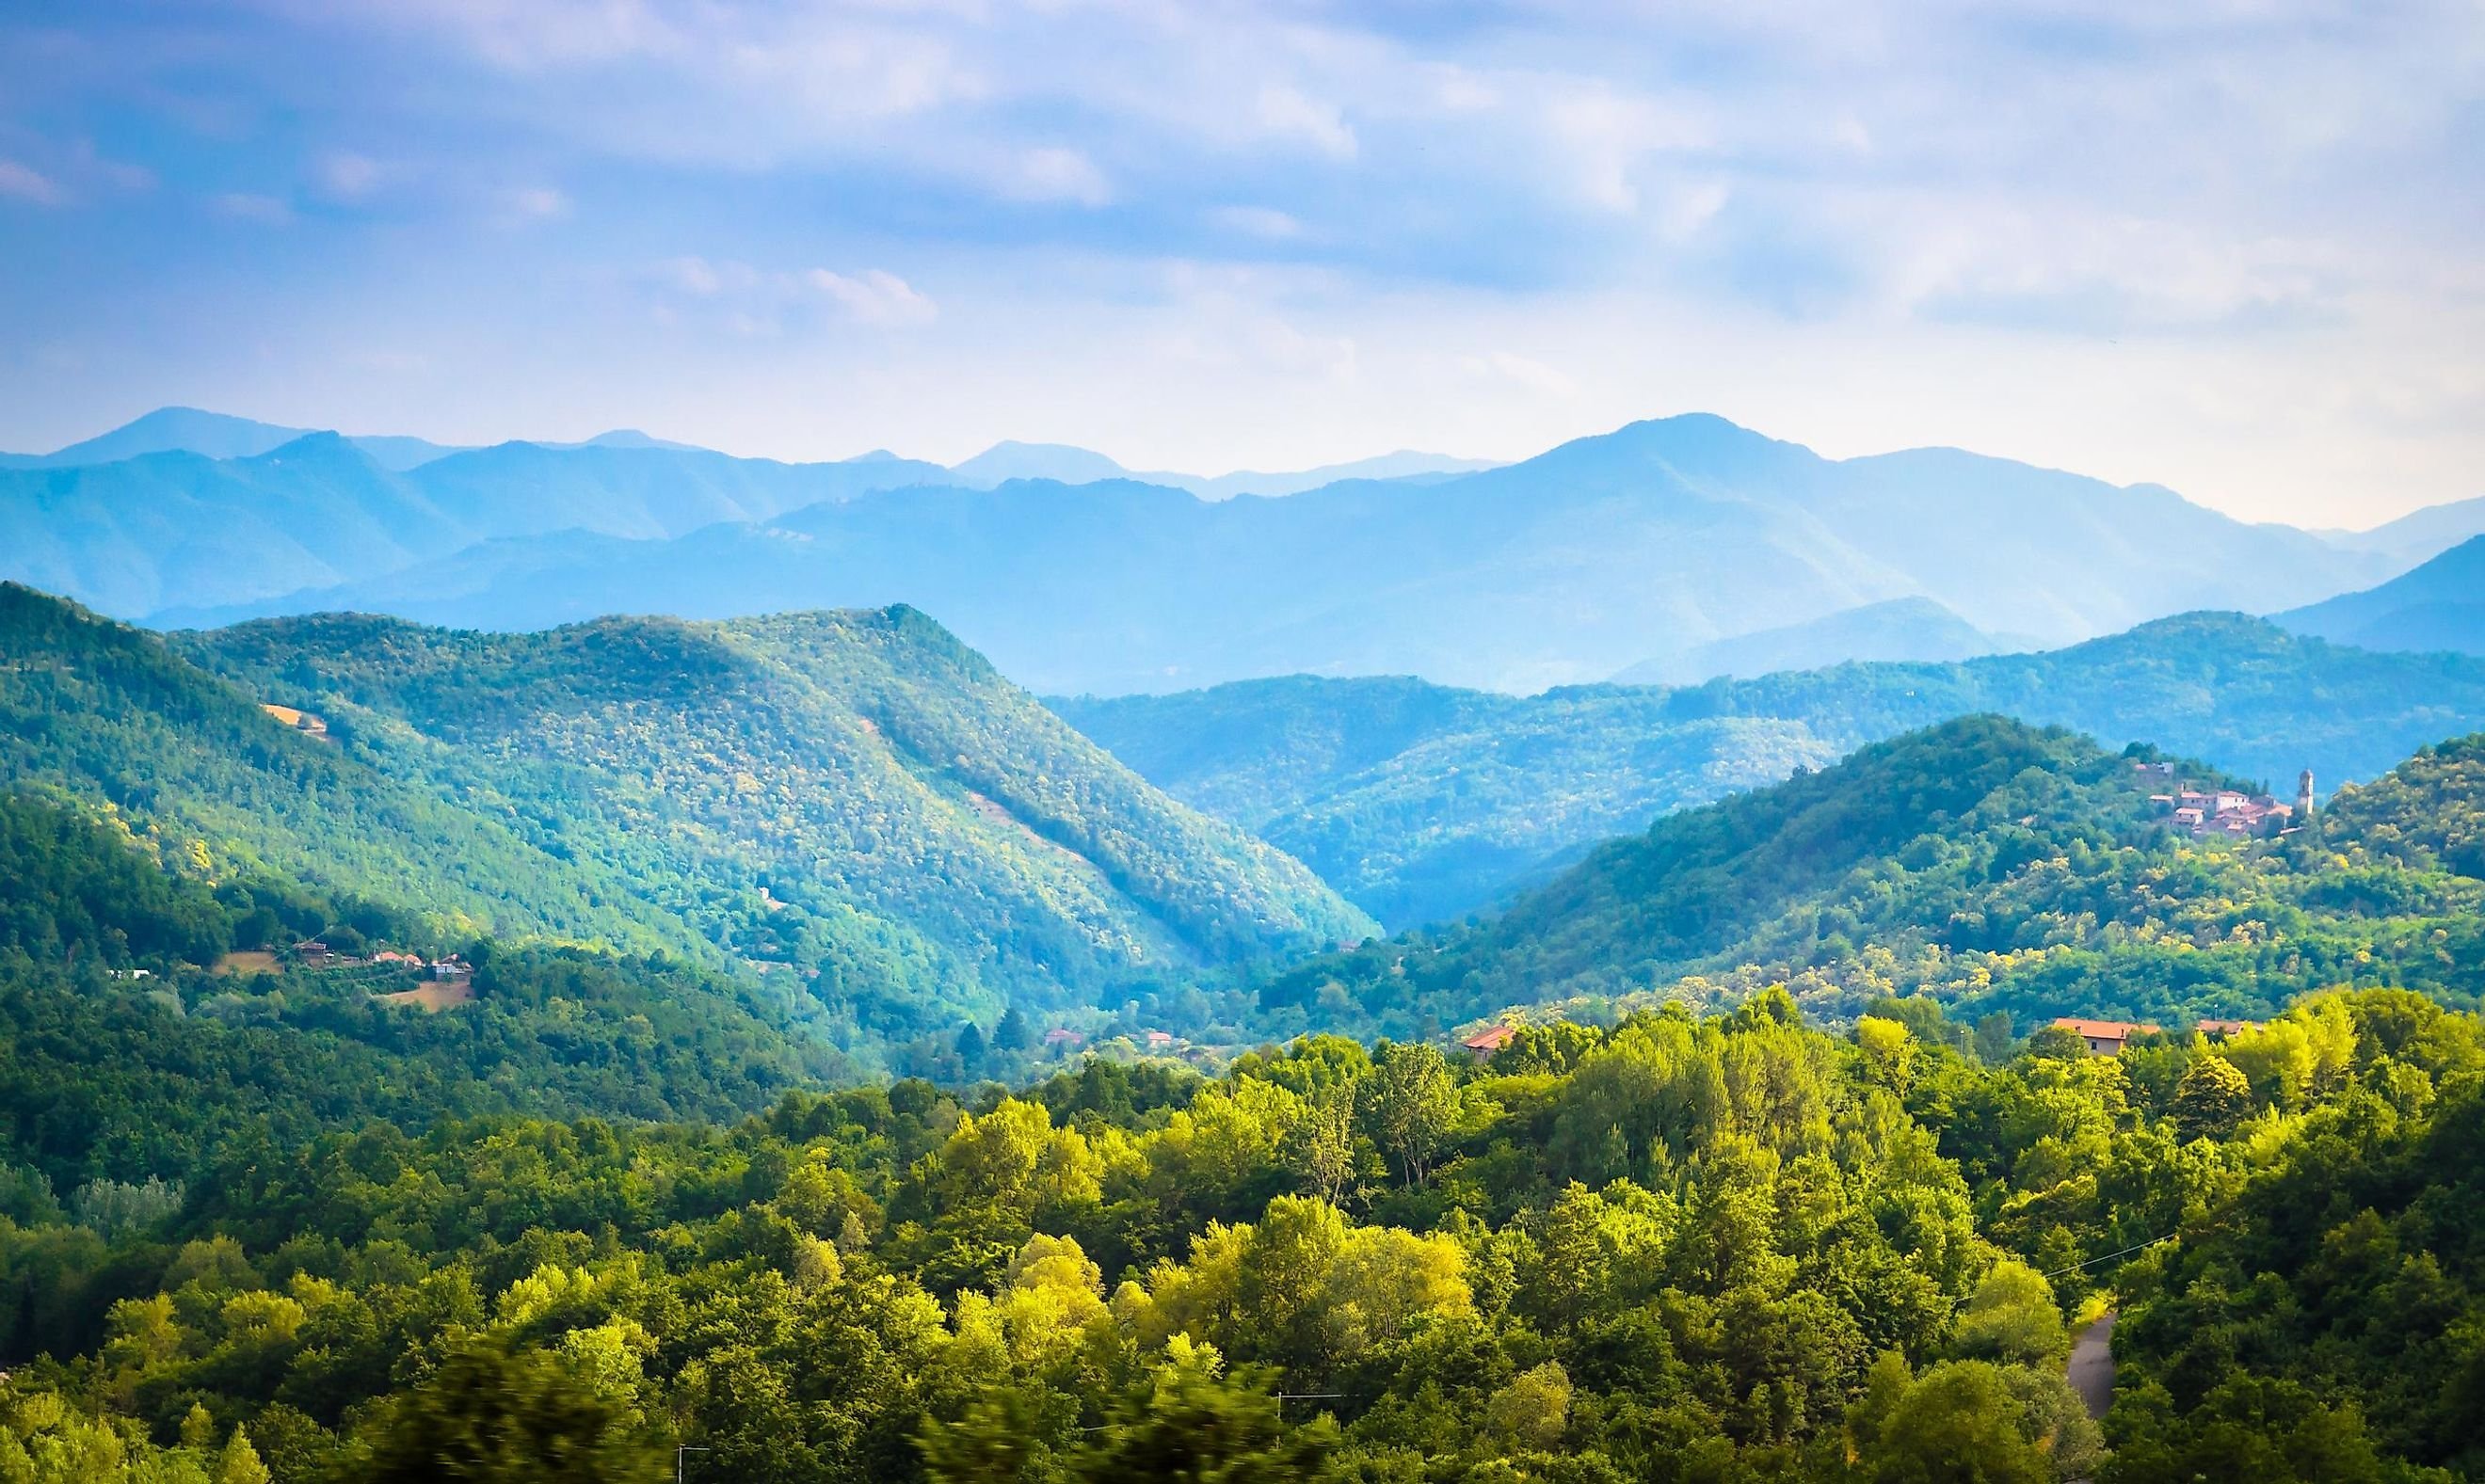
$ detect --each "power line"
[2041,1231,2179,1281]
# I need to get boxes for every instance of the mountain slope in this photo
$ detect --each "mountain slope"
[1260,715,2485,1037]
[180,602,1371,1032]
[6,582,1368,1044]
[0,582,686,952]
[1058,613,2485,928]
[2273,535,2485,656]
[156,413,2391,693]
[0,436,473,615]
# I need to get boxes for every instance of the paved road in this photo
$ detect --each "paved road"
[2068,1310,2117,1420]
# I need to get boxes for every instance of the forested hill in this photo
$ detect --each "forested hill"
[1,582,1369,1048]
[1056,612,2485,928]
[178,601,1370,1024]
[1259,714,2485,1041]
[0,582,688,954]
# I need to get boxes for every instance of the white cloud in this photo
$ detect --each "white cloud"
[0,159,63,206]
[1257,84,1356,159]
[809,268,938,327]
[503,185,571,219]
[663,255,722,295]
[1545,87,1711,214]
[317,151,382,199]
[1004,147,1111,206]
[1209,205,1306,241]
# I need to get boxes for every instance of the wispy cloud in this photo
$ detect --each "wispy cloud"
[1003,147,1110,206]
[316,150,381,200]
[810,268,938,327]
[1256,85,1356,160]
[0,159,62,206]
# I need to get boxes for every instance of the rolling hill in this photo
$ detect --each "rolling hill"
[2,582,1369,1046]
[1055,613,2485,928]
[1258,714,2485,1040]
[2274,534,2485,657]
[152,414,2401,694]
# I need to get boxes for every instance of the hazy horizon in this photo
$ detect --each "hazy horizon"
[4,2,2482,527]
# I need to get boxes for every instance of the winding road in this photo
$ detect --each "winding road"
[2068,1310,2117,1420]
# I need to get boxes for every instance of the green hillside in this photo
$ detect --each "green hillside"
[1058,613,2485,928]
[2,583,1367,1054]
[0,788,855,1173]
[0,582,688,954]
[1258,715,2485,1040]
[180,602,1371,1038]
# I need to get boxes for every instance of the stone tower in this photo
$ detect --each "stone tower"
[2297,768,2316,818]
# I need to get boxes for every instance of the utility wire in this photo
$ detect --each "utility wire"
[2041,1232,2178,1281]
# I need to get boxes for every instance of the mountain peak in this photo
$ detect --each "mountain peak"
[34,407,314,467]
[949,440,1131,487]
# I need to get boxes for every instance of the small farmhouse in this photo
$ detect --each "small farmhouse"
[2050,1017,2160,1056]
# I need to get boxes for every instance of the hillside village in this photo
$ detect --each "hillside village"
[2135,758,2313,838]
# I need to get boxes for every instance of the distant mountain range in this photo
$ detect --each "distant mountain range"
[75,412,2422,694]
[1056,612,2485,928]
[2275,535,2485,658]
[2313,496,2485,566]
[8,405,2479,693]
[0,582,1369,1044]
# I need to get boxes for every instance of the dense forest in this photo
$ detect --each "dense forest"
[1055,612,2485,927]
[1252,716,2485,1045]
[5,578,2485,1477]
[0,960,2478,1481]
[0,582,1367,1061]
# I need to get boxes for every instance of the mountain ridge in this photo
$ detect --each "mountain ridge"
[2274,534,2485,657]
[2,582,1371,1047]
[123,413,2405,694]
[1055,611,2485,928]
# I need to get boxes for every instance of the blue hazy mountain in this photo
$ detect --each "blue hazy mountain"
[5,432,950,618]
[947,440,1134,487]
[2317,496,2485,567]
[945,439,1496,498]
[1611,595,2007,683]
[159,413,2396,694]
[0,406,470,471]
[2275,535,2485,656]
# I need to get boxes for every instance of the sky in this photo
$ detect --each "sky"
[1,1,2479,528]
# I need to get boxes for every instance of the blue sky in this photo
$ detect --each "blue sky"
[1,0,2479,525]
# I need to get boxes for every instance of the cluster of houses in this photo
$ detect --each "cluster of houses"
[293,939,472,983]
[2134,760,2314,840]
